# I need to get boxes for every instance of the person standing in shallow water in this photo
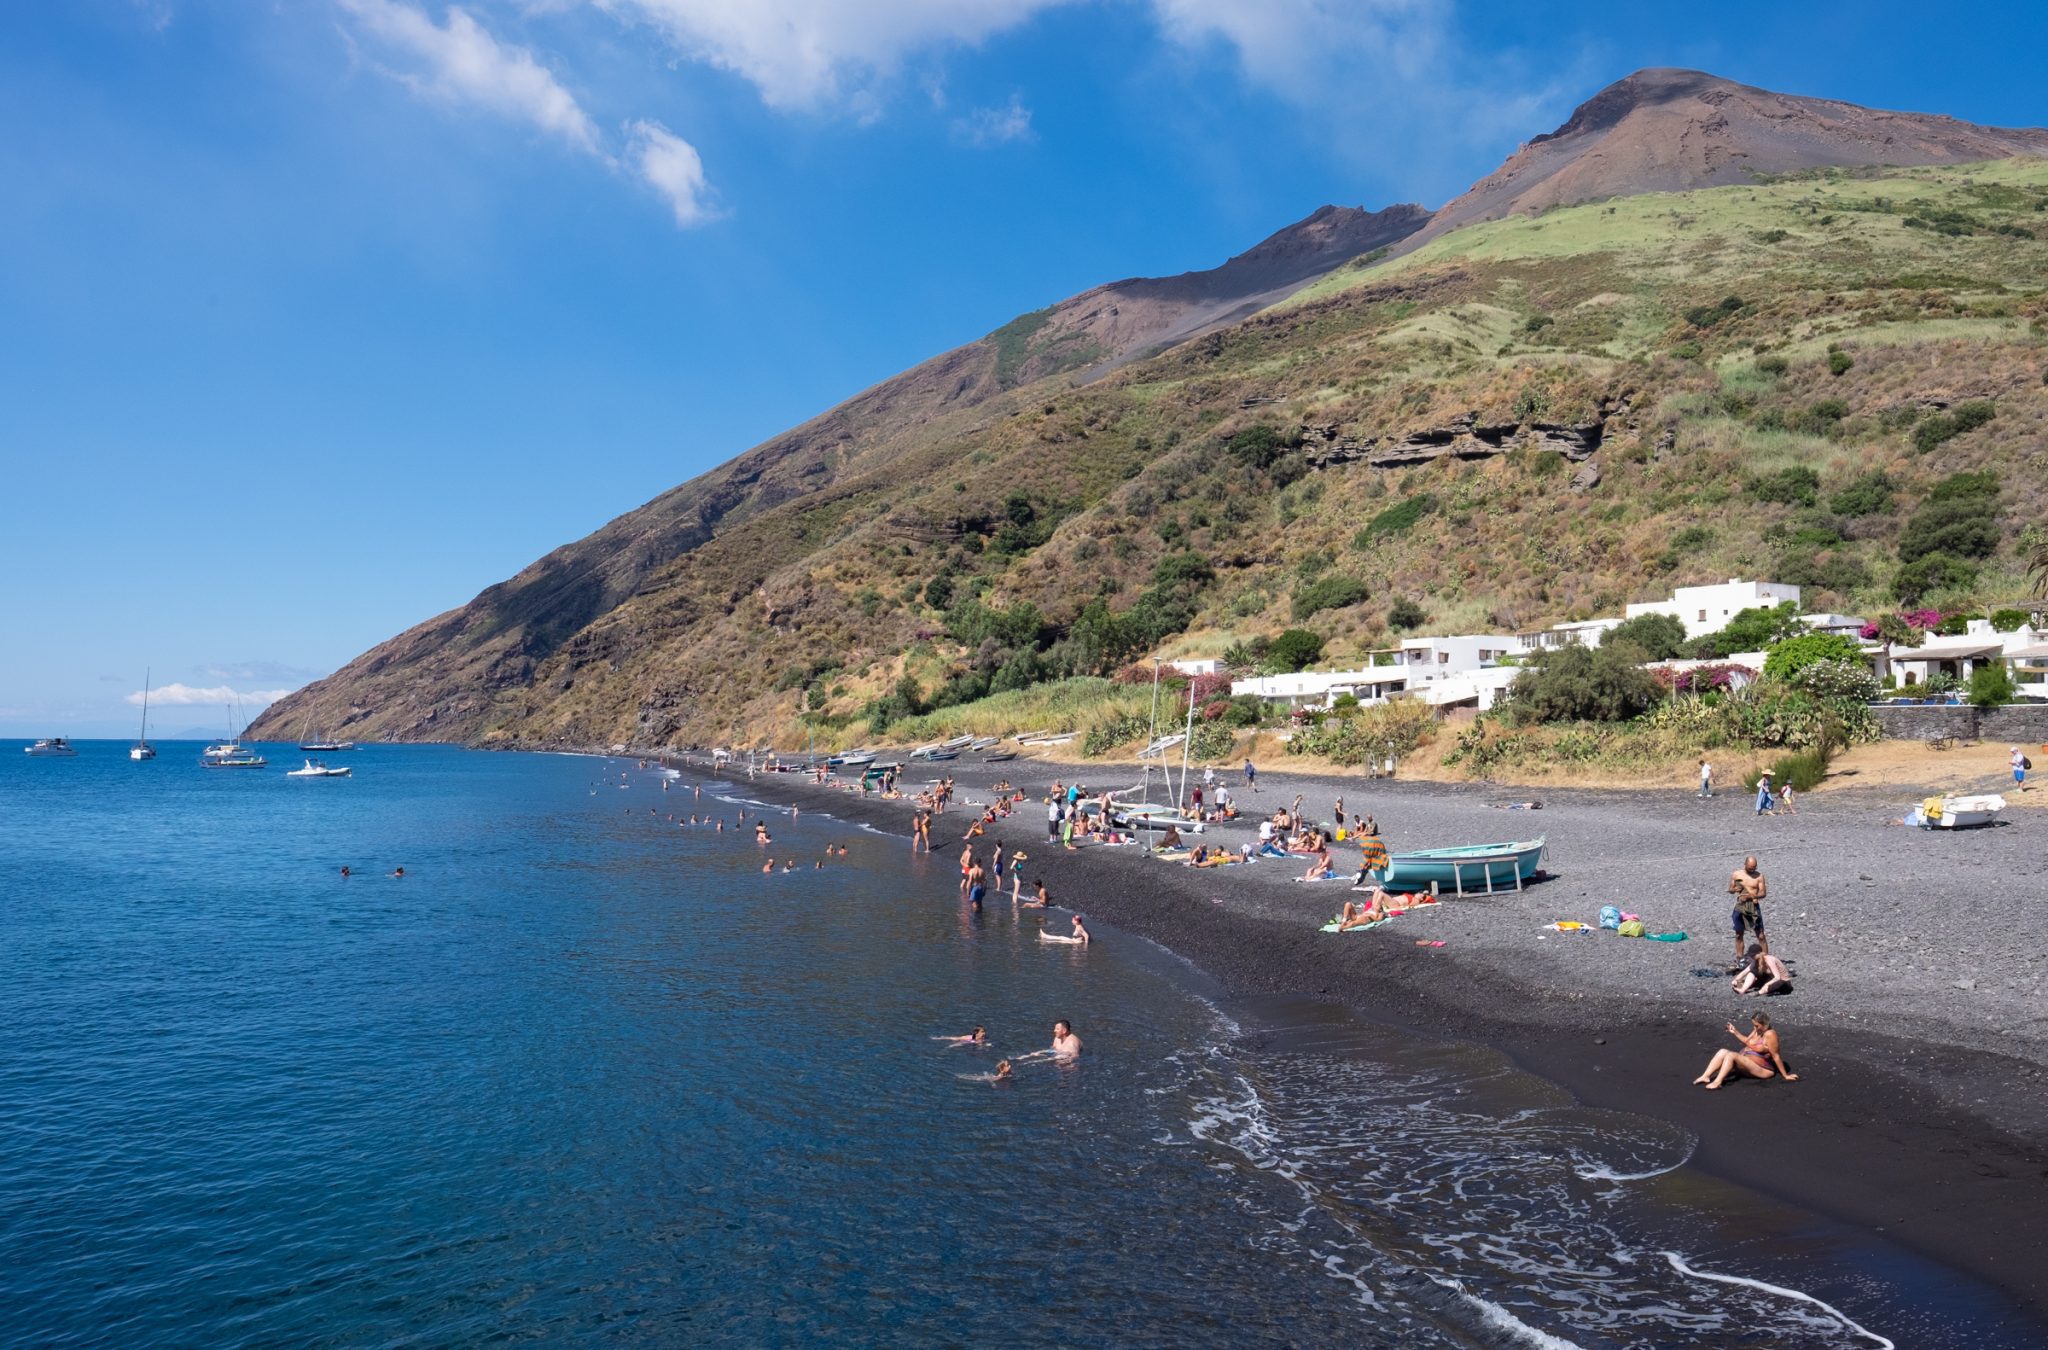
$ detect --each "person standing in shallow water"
[1052,1019,1082,1059]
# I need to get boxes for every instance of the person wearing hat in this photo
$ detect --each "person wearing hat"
[1753,769,1776,816]
[2012,745,2031,791]
[1008,851,1027,902]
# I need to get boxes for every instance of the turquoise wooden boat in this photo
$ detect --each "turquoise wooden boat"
[1369,837,1546,894]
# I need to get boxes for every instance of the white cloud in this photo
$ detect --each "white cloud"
[126,684,298,708]
[953,95,1034,147]
[627,118,715,224]
[601,0,1077,110]
[1149,0,1442,87]
[338,0,602,151]
[335,1,719,228]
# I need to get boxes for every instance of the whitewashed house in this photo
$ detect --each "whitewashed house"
[1625,579,1801,638]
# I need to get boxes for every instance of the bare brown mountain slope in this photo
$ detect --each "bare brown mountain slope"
[250,69,2048,748]
[1417,67,2048,244]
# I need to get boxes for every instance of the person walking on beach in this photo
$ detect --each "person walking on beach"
[2013,745,2031,790]
[1728,855,1769,968]
[1047,796,1062,841]
[1693,1012,1797,1088]
[1753,770,1776,816]
[1244,758,1257,791]
[1698,757,1713,798]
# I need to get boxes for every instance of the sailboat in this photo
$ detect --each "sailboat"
[130,669,157,760]
[201,700,267,769]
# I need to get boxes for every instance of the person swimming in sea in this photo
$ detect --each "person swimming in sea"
[993,1059,1013,1082]
[390,867,405,878]
[934,1026,988,1047]
[1051,1019,1082,1059]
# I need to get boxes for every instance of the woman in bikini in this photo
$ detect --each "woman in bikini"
[1693,1012,1798,1088]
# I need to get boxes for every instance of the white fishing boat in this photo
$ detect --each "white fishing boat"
[287,759,352,778]
[25,737,77,757]
[131,669,157,760]
[298,739,355,753]
[1908,793,2007,829]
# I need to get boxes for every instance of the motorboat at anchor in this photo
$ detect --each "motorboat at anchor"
[25,737,78,757]
[287,759,352,778]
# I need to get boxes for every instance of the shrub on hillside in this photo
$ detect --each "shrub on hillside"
[1152,551,1215,586]
[1291,574,1369,621]
[1827,349,1855,377]
[1355,494,1436,546]
[1387,597,1428,631]
[1224,424,1300,470]
[1899,471,2001,563]
[1266,629,1325,673]
[1604,612,1689,660]
[1506,642,1664,724]
[1286,699,1437,766]
[1748,466,1820,507]
[1891,551,1980,604]
[1081,714,1149,758]
[1828,470,1895,517]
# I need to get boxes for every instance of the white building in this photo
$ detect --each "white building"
[1890,619,2046,694]
[1384,635,1523,685]
[1165,658,1224,677]
[1797,612,1868,638]
[1409,667,1522,711]
[1625,579,1802,639]
[1230,668,1410,709]
[1519,618,1625,651]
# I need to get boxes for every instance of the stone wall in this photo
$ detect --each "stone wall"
[1871,703,2048,742]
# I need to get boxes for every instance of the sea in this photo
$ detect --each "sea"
[0,742,2030,1347]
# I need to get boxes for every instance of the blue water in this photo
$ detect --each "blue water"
[0,743,2031,1346]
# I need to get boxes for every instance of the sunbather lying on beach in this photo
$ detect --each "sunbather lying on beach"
[1693,1012,1797,1088]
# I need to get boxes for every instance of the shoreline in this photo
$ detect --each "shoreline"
[680,749,2048,1330]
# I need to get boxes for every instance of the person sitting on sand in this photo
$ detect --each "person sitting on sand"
[1052,1019,1083,1059]
[1159,825,1186,850]
[1732,944,1794,996]
[1693,1012,1797,1088]
[1023,879,1049,908]
[962,818,985,841]
[1301,847,1334,882]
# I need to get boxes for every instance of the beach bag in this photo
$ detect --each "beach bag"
[2026,756,2035,771]
[1335,827,1347,841]
[1617,919,1645,938]
[1598,905,1622,930]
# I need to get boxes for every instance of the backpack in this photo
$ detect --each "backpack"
[1598,904,1622,930]
[2026,756,2035,771]
[1617,919,1646,938]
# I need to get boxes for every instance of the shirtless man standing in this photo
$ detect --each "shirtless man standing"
[966,858,987,909]
[1052,1019,1083,1060]
[1728,855,1770,967]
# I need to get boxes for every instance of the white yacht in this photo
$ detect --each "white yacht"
[25,737,78,757]
[287,759,351,778]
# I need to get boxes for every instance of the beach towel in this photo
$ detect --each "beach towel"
[1643,931,1688,942]
[1356,837,1389,872]
[1320,917,1394,934]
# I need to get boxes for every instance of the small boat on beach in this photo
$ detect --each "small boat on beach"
[1908,794,2006,829]
[982,750,1017,763]
[968,736,999,751]
[287,759,352,778]
[1113,802,1203,834]
[24,737,77,757]
[828,749,875,769]
[1368,837,1547,894]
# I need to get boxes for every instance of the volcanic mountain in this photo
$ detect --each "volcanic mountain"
[251,70,2048,748]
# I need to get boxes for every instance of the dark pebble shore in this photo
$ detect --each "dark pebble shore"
[674,748,2048,1326]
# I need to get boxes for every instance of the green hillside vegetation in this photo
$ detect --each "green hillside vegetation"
[291,160,2048,755]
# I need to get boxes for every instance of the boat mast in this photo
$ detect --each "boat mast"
[138,668,150,745]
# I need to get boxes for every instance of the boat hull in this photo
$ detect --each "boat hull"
[1372,838,1546,893]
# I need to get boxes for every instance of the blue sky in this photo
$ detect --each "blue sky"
[5,0,2046,736]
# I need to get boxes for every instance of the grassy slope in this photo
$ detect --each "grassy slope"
[474,161,2048,750]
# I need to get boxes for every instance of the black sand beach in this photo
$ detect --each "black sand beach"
[694,750,2048,1328]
